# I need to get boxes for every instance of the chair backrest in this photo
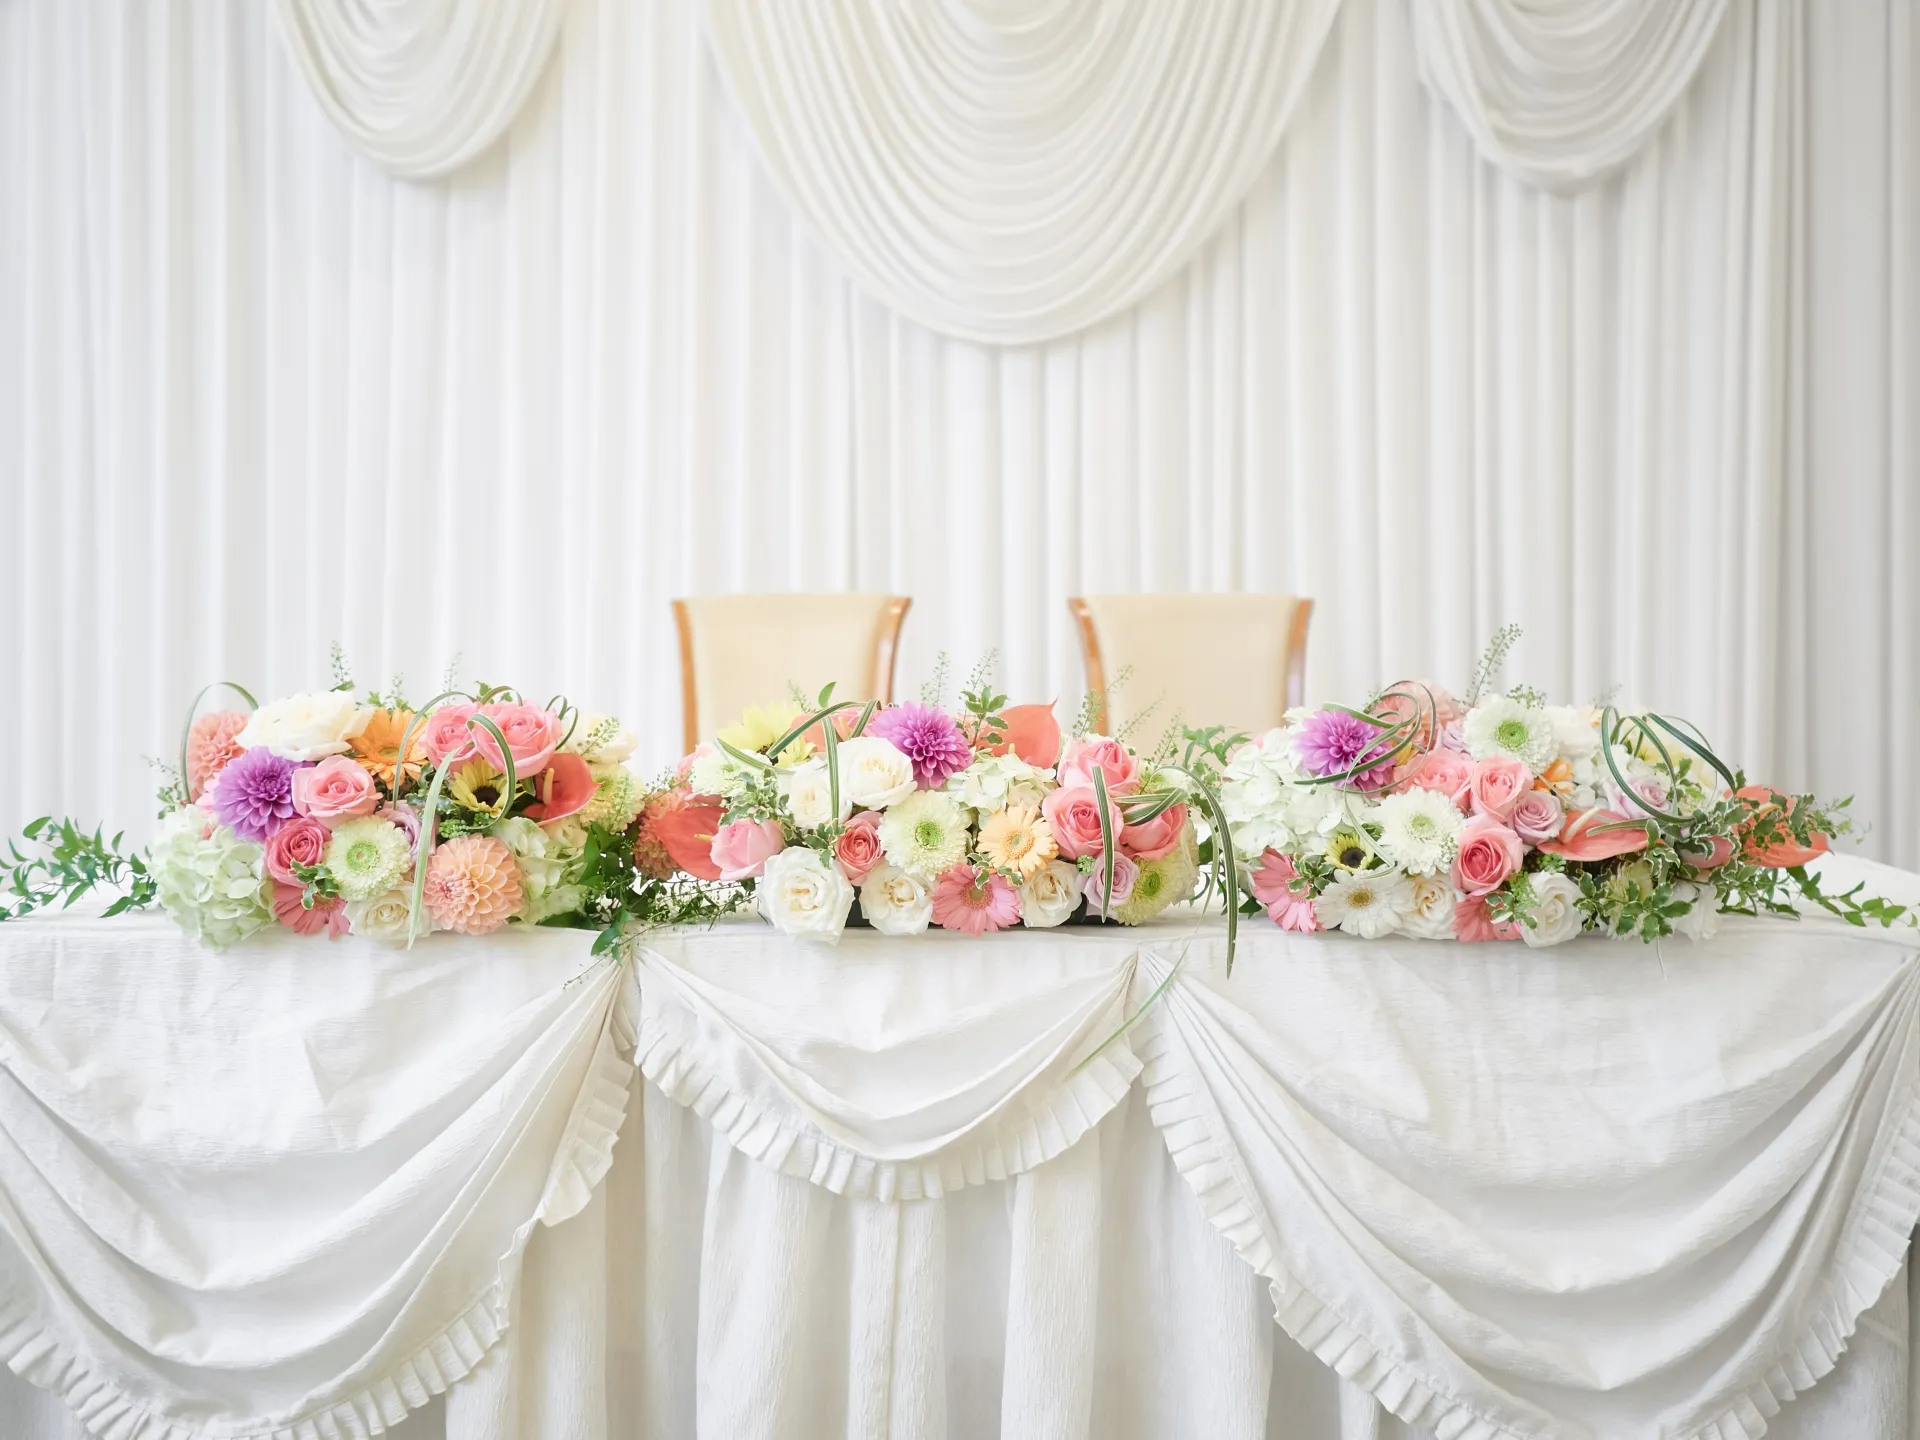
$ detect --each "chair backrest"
[1068,593,1312,742]
[672,594,912,754]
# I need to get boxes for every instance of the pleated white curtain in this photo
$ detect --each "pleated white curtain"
[0,0,1915,869]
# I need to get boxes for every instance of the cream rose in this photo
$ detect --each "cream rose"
[1018,860,1085,929]
[1402,875,1459,940]
[235,691,374,762]
[1520,872,1585,948]
[777,760,853,830]
[759,847,854,943]
[837,736,919,810]
[859,863,933,936]
[344,888,429,946]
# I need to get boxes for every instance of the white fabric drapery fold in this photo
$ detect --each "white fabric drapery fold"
[0,915,634,1440]
[271,0,566,179]
[1409,0,1733,190]
[699,0,1343,345]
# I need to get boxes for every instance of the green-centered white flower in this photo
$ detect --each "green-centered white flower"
[149,809,272,948]
[1462,696,1555,772]
[1375,788,1464,876]
[878,789,969,880]
[325,817,413,901]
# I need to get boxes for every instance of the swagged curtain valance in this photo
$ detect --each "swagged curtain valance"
[274,0,1733,338]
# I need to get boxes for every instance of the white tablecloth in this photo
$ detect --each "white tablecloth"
[0,856,1916,1439]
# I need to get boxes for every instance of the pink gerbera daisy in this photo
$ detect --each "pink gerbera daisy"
[930,864,1021,936]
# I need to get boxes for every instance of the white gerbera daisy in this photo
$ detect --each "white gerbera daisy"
[325,817,413,901]
[1462,696,1555,772]
[1375,789,1465,876]
[1314,868,1414,939]
[878,790,969,880]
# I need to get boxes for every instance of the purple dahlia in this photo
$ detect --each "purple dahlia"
[867,703,973,789]
[209,747,301,842]
[1294,710,1394,790]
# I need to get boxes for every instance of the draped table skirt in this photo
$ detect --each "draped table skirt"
[1,856,1917,1439]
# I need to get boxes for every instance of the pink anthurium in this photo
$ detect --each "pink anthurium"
[525,752,597,823]
[1537,807,1651,862]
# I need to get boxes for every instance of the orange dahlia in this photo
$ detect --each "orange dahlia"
[422,834,523,934]
[186,710,249,800]
[349,708,427,789]
[632,790,681,880]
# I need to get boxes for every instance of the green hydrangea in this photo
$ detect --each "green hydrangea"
[490,816,585,923]
[149,809,273,948]
[579,766,644,831]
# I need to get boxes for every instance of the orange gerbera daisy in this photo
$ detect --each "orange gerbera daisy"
[978,804,1057,881]
[350,708,426,788]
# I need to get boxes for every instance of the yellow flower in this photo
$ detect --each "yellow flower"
[447,757,509,816]
[1325,828,1372,871]
[978,804,1058,880]
[716,702,814,766]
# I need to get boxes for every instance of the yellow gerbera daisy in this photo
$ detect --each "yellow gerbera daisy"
[447,757,509,816]
[978,804,1058,880]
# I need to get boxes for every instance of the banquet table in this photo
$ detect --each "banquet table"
[2,856,1919,1440]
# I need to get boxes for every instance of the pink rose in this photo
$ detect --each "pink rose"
[1041,784,1124,861]
[264,816,331,885]
[1057,737,1141,793]
[1121,801,1187,861]
[291,756,379,824]
[1084,850,1139,910]
[1451,818,1524,896]
[423,704,481,766]
[1468,756,1533,823]
[1453,895,1521,942]
[710,818,786,881]
[1396,749,1472,809]
[1508,789,1564,846]
[834,811,885,883]
[474,703,565,778]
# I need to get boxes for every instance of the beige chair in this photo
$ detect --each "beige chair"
[1068,593,1312,741]
[672,594,912,753]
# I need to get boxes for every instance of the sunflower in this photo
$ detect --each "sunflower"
[447,757,510,816]
[1325,826,1373,871]
[350,708,427,789]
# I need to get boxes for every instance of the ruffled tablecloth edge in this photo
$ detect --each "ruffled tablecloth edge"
[1132,972,1920,1440]
[628,961,1144,1202]
[0,959,640,1440]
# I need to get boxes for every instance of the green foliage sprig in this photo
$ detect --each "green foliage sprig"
[1,818,156,920]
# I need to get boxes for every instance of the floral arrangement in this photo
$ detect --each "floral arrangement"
[1221,627,1908,946]
[1,654,743,949]
[644,659,1241,950]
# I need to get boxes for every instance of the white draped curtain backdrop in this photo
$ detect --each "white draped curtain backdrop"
[0,0,1915,868]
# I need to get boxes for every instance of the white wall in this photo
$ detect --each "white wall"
[1,0,1914,862]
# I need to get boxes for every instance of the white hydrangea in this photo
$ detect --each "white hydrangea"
[945,752,1051,814]
[1220,728,1337,855]
[149,808,273,948]
[1462,696,1556,773]
[686,744,757,801]
[491,816,583,923]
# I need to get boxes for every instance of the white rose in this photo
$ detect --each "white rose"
[1019,860,1085,929]
[1402,875,1459,940]
[344,888,429,946]
[777,760,854,830]
[759,847,854,943]
[1670,881,1721,942]
[1520,872,1586,948]
[859,863,933,936]
[1545,705,1601,763]
[836,736,918,810]
[234,691,373,762]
